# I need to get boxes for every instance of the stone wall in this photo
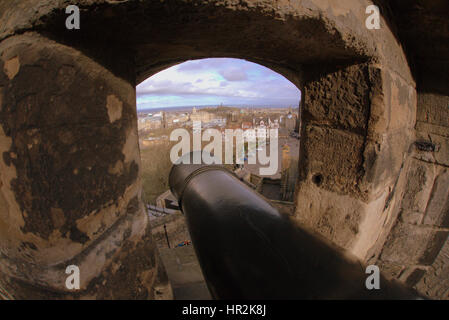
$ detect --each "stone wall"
[0,33,171,299]
[295,57,417,261]
[376,92,449,299]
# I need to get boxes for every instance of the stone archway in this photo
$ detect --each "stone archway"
[0,0,438,299]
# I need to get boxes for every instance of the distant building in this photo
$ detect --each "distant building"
[137,115,163,131]
[242,121,252,129]
[227,111,237,122]
[191,110,214,123]
[270,119,280,129]
[278,128,289,140]
[149,118,162,129]
[284,112,296,132]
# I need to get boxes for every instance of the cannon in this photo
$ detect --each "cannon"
[168,153,424,300]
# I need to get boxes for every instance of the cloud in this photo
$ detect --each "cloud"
[219,68,247,81]
[136,58,301,109]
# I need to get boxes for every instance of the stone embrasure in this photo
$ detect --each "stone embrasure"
[0,0,447,299]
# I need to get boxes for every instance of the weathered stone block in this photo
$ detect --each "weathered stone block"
[303,63,372,135]
[415,237,449,299]
[382,69,417,133]
[350,191,391,261]
[380,222,448,265]
[401,159,436,213]
[416,121,449,138]
[294,180,365,251]
[413,131,449,167]
[416,93,449,128]
[399,210,424,225]
[362,130,412,199]
[403,267,426,287]
[377,260,404,280]
[301,124,365,199]
[423,170,449,228]
[431,134,449,167]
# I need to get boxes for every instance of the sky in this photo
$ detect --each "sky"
[136,58,301,110]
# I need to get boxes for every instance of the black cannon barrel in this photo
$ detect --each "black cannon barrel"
[169,153,423,300]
